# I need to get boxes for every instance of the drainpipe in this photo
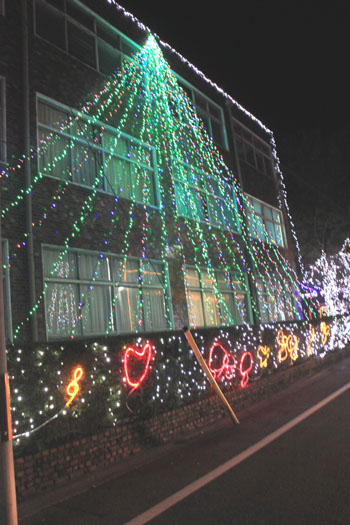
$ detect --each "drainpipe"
[22,0,38,341]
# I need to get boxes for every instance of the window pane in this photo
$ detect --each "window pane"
[256,151,264,172]
[185,268,200,288]
[197,109,210,135]
[80,285,112,334]
[68,22,96,68]
[78,253,109,281]
[96,22,121,49]
[253,200,262,214]
[39,133,71,179]
[219,293,235,325]
[216,271,230,291]
[236,137,245,160]
[104,132,127,156]
[200,270,215,290]
[274,223,284,247]
[121,259,139,283]
[236,293,249,324]
[46,283,81,337]
[209,102,221,120]
[187,290,204,327]
[111,257,123,283]
[131,164,156,206]
[222,200,238,232]
[120,38,137,58]
[38,101,68,129]
[211,118,224,146]
[174,183,191,218]
[203,291,219,326]
[105,157,131,198]
[194,91,207,110]
[245,144,255,165]
[143,288,167,331]
[266,220,276,243]
[143,262,163,286]
[116,286,141,332]
[36,2,66,50]
[264,156,272,174]
[98,40,122,75]
[70,118,94,142]
[263,205,273,220]
[66,1,94,30]
[71,143,100,186]
[272,209,281,223]
[267,294,278,322]
[130,143,152,168]
[43,249,77,279]
[258,295,270,324]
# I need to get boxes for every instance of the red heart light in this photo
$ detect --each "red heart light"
[124,342,153,391]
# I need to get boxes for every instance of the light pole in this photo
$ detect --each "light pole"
[0,201,18,524]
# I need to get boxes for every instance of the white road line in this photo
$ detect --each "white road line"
[123,382,350,525]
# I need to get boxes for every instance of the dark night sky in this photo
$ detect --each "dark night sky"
[116,1,348,144]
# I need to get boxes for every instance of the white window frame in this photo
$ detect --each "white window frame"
[0,77,6,164]
[36,94,160,208]
[246,193,287,248]
[42,245,173,340]
[34,0,139,75]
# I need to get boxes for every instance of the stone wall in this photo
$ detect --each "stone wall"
[15,345,349,500]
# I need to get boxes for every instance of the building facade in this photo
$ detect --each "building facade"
[0,0,303,347]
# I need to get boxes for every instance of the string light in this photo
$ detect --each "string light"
[4,31,350,447]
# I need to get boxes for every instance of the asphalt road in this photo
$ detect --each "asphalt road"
[20,356,350,524]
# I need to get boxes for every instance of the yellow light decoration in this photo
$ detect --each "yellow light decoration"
[320,322,330,346]
[66,366,84,407]
[276,329,299,363]
[307,325,316,357]
[257,345,270,368]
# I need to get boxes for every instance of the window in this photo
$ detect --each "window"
[255,277,297,324]
[177,79,228,149]
[1,240,12,341]
[37,96,158,206]
[35,0,138,75]
[233,120,274,177]
[0,77,5,164]
[185,267,251,328]
[43,246,172,339]
[173,162,240,233]
[246,194,286,248]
